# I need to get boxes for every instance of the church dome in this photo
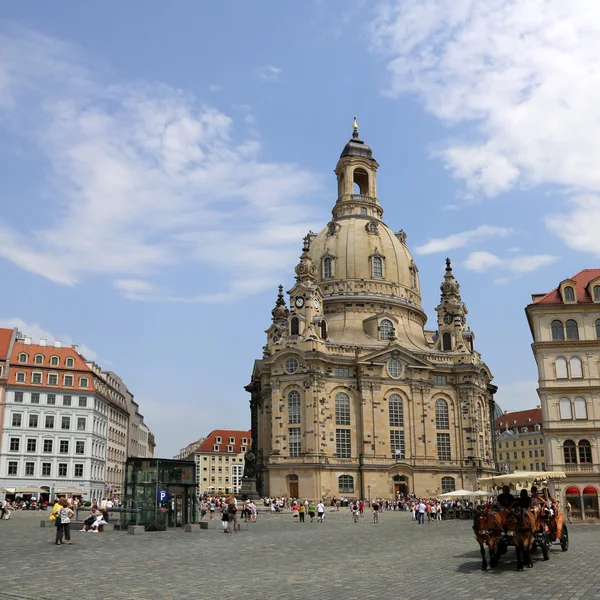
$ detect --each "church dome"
[308,216,423,310]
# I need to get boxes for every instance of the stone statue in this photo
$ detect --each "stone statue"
[244,450,256,478]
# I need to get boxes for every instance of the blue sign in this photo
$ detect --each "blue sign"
[157,489,168,503]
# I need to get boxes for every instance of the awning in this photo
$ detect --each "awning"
[477,471,566,488]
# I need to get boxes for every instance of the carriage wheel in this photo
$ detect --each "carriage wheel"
[560,525,569,552]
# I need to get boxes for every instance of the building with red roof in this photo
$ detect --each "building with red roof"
[526,271,600,520]
[494,407,545,474]
[179,429,251,495]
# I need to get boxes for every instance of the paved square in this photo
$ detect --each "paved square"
[0,510,599,600]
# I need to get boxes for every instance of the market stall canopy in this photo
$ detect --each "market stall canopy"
[56,488,86,495]
[438,489,476,497]
[0,488,9,494]
[15,486,46,494]
[478,471,566,489]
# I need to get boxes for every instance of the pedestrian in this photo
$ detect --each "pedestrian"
[1,498,9,520]
[308,501,316,523]
[418,500,426,524]
[228,496,238,533]
[292,502,299,522]
[316,501,325,523]
[299,501,306,523]
[566,501,573,524]
[221,500,230,533]
[209,499,216,520]
[54,498,75,545]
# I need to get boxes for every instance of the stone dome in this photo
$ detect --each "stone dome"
[309,215,423,310]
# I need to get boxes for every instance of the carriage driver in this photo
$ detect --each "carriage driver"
[497,485,515,509]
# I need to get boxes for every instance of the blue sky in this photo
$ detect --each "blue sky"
[2,1,600,457]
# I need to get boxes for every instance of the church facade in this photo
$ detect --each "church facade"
[246,123,498,501]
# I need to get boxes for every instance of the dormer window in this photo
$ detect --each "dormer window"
[379,319,394,341]
[373,256,383,278]
[34,354,43,365]
[50,356,59,366]
[65,357,75,368]
[323,257,333,279]
[594,285,600,301]
[18,353,27,363]
[216,436,222,443]
[564,286,575,302]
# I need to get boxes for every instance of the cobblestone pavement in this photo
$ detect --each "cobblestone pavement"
[0,509,599,600]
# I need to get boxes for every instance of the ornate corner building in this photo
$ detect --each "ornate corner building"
[526,270,600,519]
[246,123,498,501]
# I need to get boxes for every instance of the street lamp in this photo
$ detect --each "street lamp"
[367,485,371,505]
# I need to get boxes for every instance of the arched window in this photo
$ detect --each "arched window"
[65,357,75,367]
[574,397,588,420]
[290,317,299,336]
[563,440,577,463]
[373,255,383,277]
[360,207,367,215]
[566,319,579,340]
[389,394,404,427]
[435,399,449,429]
[288,390,301,424]
[564,286,575,301]
[335,392,350,425]
[320,320,328,340]
[594,285,600,300]
[18,353,27,363]
[338,474,354,493]
[379,319,394,341]
[596,319,600,339]
[442,332,452,351]
[578,439,592,463]
[559,398,573,420]
[34,354,43,365]
[441,476,455,493]
[570,357,583,378]
[368,222,378,234]
[323,257,332,279]
[50,356,59,366]
[353,168,369,195]
[551,320,564,340]
[556,357,568,379]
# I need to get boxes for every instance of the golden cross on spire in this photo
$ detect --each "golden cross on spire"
[353,115,358,131]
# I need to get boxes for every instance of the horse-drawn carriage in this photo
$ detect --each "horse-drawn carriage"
[473,471,569,571]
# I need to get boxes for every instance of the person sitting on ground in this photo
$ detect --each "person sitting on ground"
[80,505,102,532]
[88,511,108,533]
[497,485,515,509]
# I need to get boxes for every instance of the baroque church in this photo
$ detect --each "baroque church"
[246,121,498,501]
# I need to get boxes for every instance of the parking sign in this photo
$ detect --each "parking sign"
[157,489,168,502]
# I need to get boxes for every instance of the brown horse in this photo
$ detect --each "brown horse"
[513,508,538,571]
[473,508,506,570]
[473,509,491,570]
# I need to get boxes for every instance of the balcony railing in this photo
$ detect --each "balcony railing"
[560,463,595,472]
[349,194,377,204]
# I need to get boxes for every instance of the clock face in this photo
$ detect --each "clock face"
[443,312,453,325]
[295,297,305,308]
[313,297,320,310]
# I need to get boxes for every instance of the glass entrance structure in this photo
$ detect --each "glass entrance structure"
[122,458,198,531]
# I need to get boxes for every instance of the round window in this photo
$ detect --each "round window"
[387,358,402,379]
[284,357,300,374]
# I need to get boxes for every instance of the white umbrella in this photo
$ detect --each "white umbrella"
[56,488,85,495]
[438,489,475,498]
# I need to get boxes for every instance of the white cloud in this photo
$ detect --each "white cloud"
[494,380,539,414]
[255,65,282,81]
[0,317,97,360]
[369,1,600,248]
[546,194,600,255]
[415,224,514,255]
[208,84,221,92]
[0,28,320,301]
[463,250,557,278]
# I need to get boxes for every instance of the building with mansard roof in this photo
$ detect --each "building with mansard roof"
[526,269,600,520]
[246,121,498,501]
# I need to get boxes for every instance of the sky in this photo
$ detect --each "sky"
[1,0,600,457]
